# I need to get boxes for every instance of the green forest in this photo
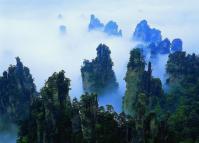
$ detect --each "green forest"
[0,44,199,143]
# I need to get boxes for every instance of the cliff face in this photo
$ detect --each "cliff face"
[13,59,184,143]
[0,57,36,122]
[41,71,72,143]
[123,48,145,115]
[17,71,73,143]
[17,79,129,143]
[123,48,163,116]
[81,44,118,95]
[122,49,173,143]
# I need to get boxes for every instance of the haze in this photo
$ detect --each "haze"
[0,0,199,110]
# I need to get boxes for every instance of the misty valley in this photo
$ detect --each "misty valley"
[0,15,199,143]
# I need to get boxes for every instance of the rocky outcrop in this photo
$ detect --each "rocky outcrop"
[137,38,183,56]
[0,57,36,122]
[158,38,171,54]
[88,14,122,37]
[133,20,183,56]
[104,21,122,36]
[88,14,104,31]
[150,38,171,55]
[133,20,162,43]
[81,44,118,95]
[123,48,163,116]
[17,71,73,143]
[171,38,183,52]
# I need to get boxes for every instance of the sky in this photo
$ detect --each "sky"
[0,0,199,110]
[0,1,199,141]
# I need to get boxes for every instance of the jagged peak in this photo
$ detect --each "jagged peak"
[15,56,23,67]
[96,44,111,53]
[133,19,162,43]
[171,38,183,52]
[88,14,104,31]
[104,20,122,36]
[88,14,122,37]
[138,19,148,27]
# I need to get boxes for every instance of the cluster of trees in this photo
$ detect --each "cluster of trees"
[16,71,172,143]
[15,70,143,143]
[17,71,73,143]
[0,45,199,143]
[165,52,199,143]
[123,48,173,143]
[123,49,199,143]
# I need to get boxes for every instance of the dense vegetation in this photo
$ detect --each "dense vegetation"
[0,57,37,123]
[81,44,118,95]
[0,45,199,143]
[123,48,164,116]
[165,52,199,143]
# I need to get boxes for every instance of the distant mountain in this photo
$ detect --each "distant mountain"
[132,20,162,43]
[59,25,67,34]
[88,14,122,37]
[104,21,122,36]
[171,38,183,53]
[133,20,183,55]
[88,14,104,31]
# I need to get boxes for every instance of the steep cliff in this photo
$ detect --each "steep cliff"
[132,20,162,43]
[123,48,163,116]
[17,71,72,143]
[81,44,118,95]
[0,57,36,122]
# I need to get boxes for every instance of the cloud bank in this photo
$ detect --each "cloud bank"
[0,0,199,111]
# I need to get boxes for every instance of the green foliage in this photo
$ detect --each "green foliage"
[71,98,83,143]
[96,106,120,143]
[17,71,72,143]
[81,44,118,95]
[127,48,145,70]
[123,48,164,116]
[79,92,98,143]
[17,136,29,143]
[166,51,199,143]
[0,57,36,122]
[2,50,199,143]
